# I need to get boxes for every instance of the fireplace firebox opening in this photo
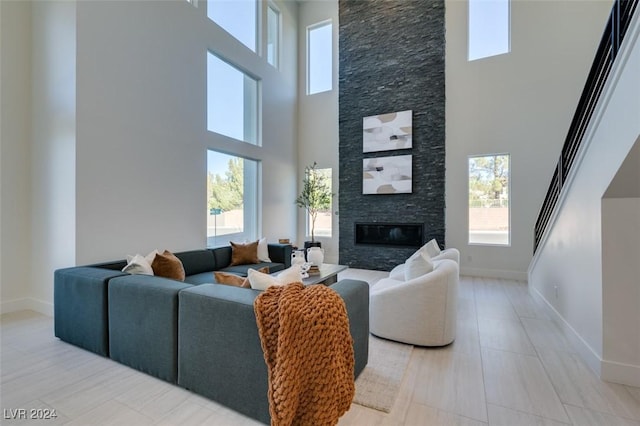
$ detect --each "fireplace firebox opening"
[354,223,424,248]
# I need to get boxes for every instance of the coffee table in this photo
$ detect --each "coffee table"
[302,264,348,286]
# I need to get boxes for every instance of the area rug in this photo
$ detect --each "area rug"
[353,335,413,413]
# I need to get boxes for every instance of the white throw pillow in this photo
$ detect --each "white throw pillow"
[248,265,303,291]
[122,254,154,275]
[257,237,271,262]
[424,239,441,257]
[404,251,434,281]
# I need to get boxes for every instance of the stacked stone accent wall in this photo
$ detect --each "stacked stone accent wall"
[338,0,446,271]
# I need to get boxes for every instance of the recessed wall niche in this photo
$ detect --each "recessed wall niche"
[338,0,446,270]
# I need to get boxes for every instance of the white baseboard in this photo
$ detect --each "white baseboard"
[460,266,528,282]
[1,297,53,317]
[529,285,602,377]
[602,359,640,387]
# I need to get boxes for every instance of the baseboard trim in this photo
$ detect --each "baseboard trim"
[1,298,53,317]
[602,360,640,387]
[460,267,527,282]
[529,285,602,377]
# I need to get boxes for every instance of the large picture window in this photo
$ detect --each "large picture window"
[207,151,258,247]
[307,21,332,95]
[468,154,510,245]
[207,52,259,145]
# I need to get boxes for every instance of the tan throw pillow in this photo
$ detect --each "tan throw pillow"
[214,272,250,288]
[214,267,269,288]
[230,241,260,266]
[151,250,186,281]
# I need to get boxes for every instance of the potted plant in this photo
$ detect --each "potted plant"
[295,162,334,249]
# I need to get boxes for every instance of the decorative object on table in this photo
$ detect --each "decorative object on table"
[307,265,321,276]
[362,154,412,195]
[278,238,290,244]
[298,262,311,279]
[291,249,306,267]
[295,162,334,247]
[363,110,412,153]
[306,246,324,267]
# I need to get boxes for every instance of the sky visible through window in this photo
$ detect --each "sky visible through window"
[207,52,257,144]
[468,0,510,61]
[208,0,256,52]
[308,22,332,94]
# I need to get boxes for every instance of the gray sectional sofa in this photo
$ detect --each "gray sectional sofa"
[53,244,370,424]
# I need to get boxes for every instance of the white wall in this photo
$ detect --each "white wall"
[29,0,77,315]
[3,0,299,315]
[75,1,298,267]
[297,0,339,263]
[446,0,612,280]
[602,197,640,386]
[0,1,33,313]
[529,9,640,383]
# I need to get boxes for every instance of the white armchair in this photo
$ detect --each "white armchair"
[370,259,458,346]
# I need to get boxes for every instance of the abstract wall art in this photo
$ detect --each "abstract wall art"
[363,110,412,153]
[362,155,412,194]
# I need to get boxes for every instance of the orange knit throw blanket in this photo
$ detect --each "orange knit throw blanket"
[254,282,355,426]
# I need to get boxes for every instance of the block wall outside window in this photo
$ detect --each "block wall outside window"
[468,154,510,245]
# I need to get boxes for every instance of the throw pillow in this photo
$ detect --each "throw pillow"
[122,254,154,275]
[230,241,260,266]
[214,267,270,288]
[404,251,434,281]
[424,239,441,257]
[257,237,272,262]
[214,272,250,288]
[248,265,303,291]
[151,250,186,281]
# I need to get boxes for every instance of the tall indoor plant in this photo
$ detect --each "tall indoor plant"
[296,162,333,247]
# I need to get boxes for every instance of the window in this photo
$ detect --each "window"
[307,21,332,95]
[306,168,332,238]
[468,0,510,61]
[207,0,257,52]
[207,52,259,145]
[468,154,510,245]
[207,151,258,247]
[267,4,280,67]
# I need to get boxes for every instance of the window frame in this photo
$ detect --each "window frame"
[206,51,261,146]
[468,0,511,62]
[306,19,333,95]
[206,150,260,248]
[467,153,511,247]
[305,167,333,239]
[207,0,258,53]
[266,2,281,68]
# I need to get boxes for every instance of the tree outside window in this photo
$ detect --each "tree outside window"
[468,154,510,245]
